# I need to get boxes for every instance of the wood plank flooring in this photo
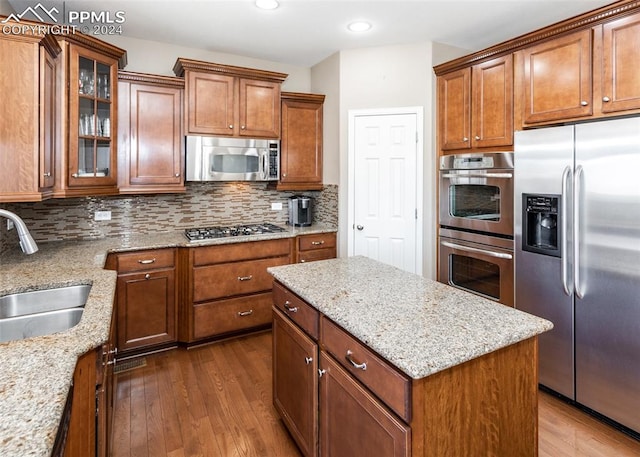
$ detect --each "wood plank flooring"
[112,331,640,457]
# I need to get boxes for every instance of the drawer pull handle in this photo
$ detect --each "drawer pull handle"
[138,258,156,264]
[284,301,298,313]
[144,274,151,280]
[237,275,253,281]
[238,310,253,317]
[305,357,313,365]
[346,350,367,371]
[311,240,325,246]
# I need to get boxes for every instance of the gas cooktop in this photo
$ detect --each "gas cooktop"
[184,223,286,241]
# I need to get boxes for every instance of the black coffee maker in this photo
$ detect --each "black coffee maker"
[288,196,313,226]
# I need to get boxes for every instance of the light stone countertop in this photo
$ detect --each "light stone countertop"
[0,223,335,457]
[268,256,553,380]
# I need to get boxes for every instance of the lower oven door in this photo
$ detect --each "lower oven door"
[438,230,514,307]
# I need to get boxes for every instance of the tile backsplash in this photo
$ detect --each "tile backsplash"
[0,183,337,254]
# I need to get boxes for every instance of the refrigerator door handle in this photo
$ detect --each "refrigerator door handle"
[561,166,573,296]
[574,165,585,299]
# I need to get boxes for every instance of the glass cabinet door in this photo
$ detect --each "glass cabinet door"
[69,45,117,186]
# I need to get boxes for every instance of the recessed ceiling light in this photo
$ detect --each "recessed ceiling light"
[347,21,372,33]
[255,0,279,10]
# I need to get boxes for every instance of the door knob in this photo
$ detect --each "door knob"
[356,225,364,231]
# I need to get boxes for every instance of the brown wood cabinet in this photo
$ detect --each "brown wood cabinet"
[599,11,640,114]
[109,248,177,355]
[273,280,540,457]
[278,92,325,190]
[296,232,337,263]
[118,72,185,193]
[53,36,126,198]
[174,58,287,139]
[181,238,293,342]
[0,28,60,202]
[273,308,319,457]
[520,29,593,124]
[438,55,513,153]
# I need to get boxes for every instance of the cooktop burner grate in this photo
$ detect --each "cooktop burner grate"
[184,223,286,241]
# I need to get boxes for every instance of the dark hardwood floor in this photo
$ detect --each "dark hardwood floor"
[112,331,640,457]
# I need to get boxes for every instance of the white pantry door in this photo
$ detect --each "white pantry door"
[349,110,421,274]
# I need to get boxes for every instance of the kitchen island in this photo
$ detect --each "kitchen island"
[268,256,553,457]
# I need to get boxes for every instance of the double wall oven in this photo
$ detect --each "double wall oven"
[438,152,515,306]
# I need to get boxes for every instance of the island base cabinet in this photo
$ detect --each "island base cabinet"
[319,352,411,457]
[273,308,318,457]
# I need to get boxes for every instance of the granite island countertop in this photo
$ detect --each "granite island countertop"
[268,256,553,379]
[0,223,336,457]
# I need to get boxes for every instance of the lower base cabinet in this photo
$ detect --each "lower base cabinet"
[272,280,540,457]
[319,352,410,457]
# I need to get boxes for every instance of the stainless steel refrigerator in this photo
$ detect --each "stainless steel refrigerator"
[514,117,640,434]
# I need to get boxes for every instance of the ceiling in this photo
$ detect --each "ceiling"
[7,0,615,67]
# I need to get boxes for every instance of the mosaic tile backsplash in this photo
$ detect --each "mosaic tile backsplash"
[0,183,338,254]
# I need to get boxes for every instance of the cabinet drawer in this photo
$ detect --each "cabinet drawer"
[193,256,290,302]
[193,292,272,339]
[298,248,336,264]
[193,238,291,266]
[298,233,336,251]
[320,317,411,422]
[116,248,175,273]
[272,281,319,340]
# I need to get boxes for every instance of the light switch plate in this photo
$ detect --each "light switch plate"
[94,211,112,221]
[271,202,283,210]
[6,220,14,230]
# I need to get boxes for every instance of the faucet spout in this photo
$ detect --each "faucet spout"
[0,209,39,254]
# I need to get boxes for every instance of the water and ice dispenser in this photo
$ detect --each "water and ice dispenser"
[522,194,561,257]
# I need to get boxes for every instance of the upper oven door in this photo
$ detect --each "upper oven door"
[439,167,514,237]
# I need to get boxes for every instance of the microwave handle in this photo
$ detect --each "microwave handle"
[440,240,513,260]
[262,150,269,180]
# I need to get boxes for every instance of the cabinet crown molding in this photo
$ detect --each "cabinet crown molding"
[118,70,185,88]
[433,0,640,75]
[281,92,326,103]
[173,57,288,82]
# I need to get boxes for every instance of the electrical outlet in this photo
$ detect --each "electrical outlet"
[271,202,283,211]
[94,211,112,221]
[6,220,14,230]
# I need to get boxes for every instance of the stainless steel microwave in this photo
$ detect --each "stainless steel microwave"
[186,136,280,182]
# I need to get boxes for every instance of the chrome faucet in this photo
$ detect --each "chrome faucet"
[0,209,39,254]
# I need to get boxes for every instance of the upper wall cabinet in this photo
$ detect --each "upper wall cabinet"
[278,92,325,191]
[53,35,127,198]
[599,11,640,114]
[173,58,287,139]
[0,28,60,202]
[437,54,513,152]
[118,72,185,194]
[520,29,593,124]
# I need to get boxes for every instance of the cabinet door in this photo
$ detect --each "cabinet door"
[186,71,236,135]
[128,83,183,187]
[273,309,318,457]
[522,29,592,124]
[472,55,513,148]
[319,352,410,457]
[438,67,471,150]
[601,12,640,113]
[40,46,56,191]
[116,268,176,352]
[68,44,118,187]
[239,78,281,138]
[279,95,324,190]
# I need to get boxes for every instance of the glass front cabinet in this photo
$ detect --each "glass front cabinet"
[55,39,126,197]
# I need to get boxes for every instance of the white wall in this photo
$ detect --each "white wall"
[315,42,437,278]
[0,0,13,15]
[101,35,311,92]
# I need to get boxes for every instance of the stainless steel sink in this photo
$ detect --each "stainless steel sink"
[0,284,90,342]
